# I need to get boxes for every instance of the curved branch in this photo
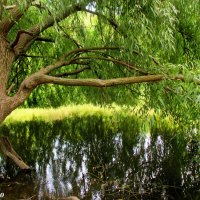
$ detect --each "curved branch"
[63,46,120,59]
[54,66,91,77]
[42,60,73,74]
[13,2,87,55]
[41,47,120,74]
[72,56,149,75]
[11,72,199,114]
[0,1,33,36]
[40,48,149,76]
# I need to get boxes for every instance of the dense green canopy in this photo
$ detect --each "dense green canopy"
[1,0,200,124]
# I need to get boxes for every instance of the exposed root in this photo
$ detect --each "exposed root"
[0,137,30,170]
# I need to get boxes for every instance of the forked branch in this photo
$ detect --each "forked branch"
[13,2,87,55]
[42,47,120,74]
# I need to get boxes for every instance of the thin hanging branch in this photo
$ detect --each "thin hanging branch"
[83,8,119,30]
[57,24,81,48]
[62,46,120,60]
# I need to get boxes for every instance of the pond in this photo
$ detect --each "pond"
[0,115,199,200]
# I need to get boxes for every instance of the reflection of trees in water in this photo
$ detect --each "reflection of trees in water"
[0,116,199,200]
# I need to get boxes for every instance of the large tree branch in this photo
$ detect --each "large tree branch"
[13,2,87,55]
[37,74,166,87]
[0,1,33,36]
[20,73,200,91]
[10,30,54,48]
[11,70,199,114]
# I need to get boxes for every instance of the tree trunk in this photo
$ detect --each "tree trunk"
[0,100,30,170]
[0,99,30,170]
[0,36,30,170]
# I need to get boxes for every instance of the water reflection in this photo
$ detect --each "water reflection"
[0,116,199,200]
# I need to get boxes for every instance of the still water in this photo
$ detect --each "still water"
[0,115,199,199]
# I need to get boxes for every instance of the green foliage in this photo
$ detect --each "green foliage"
[5,0,200,125]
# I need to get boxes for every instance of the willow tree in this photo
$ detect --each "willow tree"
[0,0,199,168]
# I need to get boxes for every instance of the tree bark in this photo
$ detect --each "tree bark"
[0,36,30,170]
[0,95,30,170]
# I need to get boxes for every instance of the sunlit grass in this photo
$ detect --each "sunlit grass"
[4,104,125,123]
[3,104,179,133]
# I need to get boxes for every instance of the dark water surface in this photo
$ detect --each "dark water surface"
[0,115,199,200]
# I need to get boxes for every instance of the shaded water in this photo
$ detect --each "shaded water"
[0,115,199,200]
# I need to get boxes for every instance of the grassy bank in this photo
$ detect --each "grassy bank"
[3,104,179,133]
[4,104,125,123]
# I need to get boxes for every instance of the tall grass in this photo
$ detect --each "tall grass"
[3,104,179,134]
[4,104,124,123]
